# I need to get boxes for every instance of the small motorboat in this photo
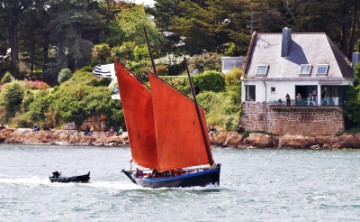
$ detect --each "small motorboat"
[49,171,90,183]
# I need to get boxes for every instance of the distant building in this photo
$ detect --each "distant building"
[240,27,356,136]
[221,56,245,74]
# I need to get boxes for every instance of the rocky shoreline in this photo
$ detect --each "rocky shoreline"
[1,128,360,149]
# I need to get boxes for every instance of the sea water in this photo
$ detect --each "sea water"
[0,144,359,222]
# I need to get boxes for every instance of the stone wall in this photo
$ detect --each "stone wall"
[241,102,344,136]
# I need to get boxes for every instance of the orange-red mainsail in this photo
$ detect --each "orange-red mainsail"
[114,62,158,169]
[148,72,213,172]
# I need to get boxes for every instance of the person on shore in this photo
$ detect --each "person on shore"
[84,125,92,135]
[236,125,244,134]
[209,126,217,135]
[43,123,50,131]
[285,93,291,106]
[117,127,124,136]
[106,127,115,136]
[33,123,40,132]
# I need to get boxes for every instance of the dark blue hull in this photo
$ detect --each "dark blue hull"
[49,172,90,183]
[122,164,220,188]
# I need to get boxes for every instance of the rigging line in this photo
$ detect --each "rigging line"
[183,57,214,165]
[143,26,158,76]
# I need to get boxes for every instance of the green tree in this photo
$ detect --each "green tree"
[344,62,360,123]
[45,0,104,84]
[0,81,24,120]
[18,0,50,79]
[0,0,46,78]
[114,4,163,48]
[158,0,250,55]
[250,0,360,58]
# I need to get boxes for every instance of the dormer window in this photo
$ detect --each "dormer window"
[256,65,269,75]
[299,64,312,75]
[316,64,329,75]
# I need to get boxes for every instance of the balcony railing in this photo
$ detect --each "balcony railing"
[269,97,343,107]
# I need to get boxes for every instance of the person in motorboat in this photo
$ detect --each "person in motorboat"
[52,171,61,178]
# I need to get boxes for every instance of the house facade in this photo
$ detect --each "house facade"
[240,28,356,136]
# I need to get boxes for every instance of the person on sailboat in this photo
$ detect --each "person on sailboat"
[135,168,144,178]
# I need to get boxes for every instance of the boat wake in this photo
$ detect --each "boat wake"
[0,177,223,192]
[0,177,51,186]
[83,180,140,190]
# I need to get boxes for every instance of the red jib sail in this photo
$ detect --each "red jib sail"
[148,72,212,172]
[114,62,158,169]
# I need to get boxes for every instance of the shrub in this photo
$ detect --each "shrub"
[225,67,243,86]
[188,53,222,73]
[24,80,50,90]
[168,63,184,76]
[162,76,190,95]
[79,66,93,72]
[0,81,24,120]
[22,90,35,112]
[196,89,241,131]
[58,68,73,84]
[92,44,111,64]
[156,64,169,76]
[1,72,14,84]
[192,70,225,93]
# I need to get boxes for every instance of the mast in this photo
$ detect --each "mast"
[143,26,158,76]
[183,58,214,165]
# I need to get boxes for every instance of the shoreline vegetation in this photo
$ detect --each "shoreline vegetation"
[1,128,360,149]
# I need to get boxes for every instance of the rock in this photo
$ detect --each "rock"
[0,128,129,147]
[63,122,76,130]
[211,132,227,147]
[330,134,360,149]
[223,133,243,147]
[279,134,319,148]
[310,144,321,149]
[243,133,274,148]
[1,128,360,149]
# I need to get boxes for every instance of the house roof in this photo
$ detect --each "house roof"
[244,31,354,79]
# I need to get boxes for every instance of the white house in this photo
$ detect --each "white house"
[240,28,356,136]
[241,27,354,106]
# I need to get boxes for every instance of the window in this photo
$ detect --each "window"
[316,64,329,75]
[245,85,256,101]
[299,64,312,75]
[271,87,276,92]
[256,65,269,75]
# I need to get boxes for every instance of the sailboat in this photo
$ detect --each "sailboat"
[115,58,220,188]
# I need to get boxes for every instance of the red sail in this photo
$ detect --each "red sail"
[115,62,158,169]
[148,72,212,172]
